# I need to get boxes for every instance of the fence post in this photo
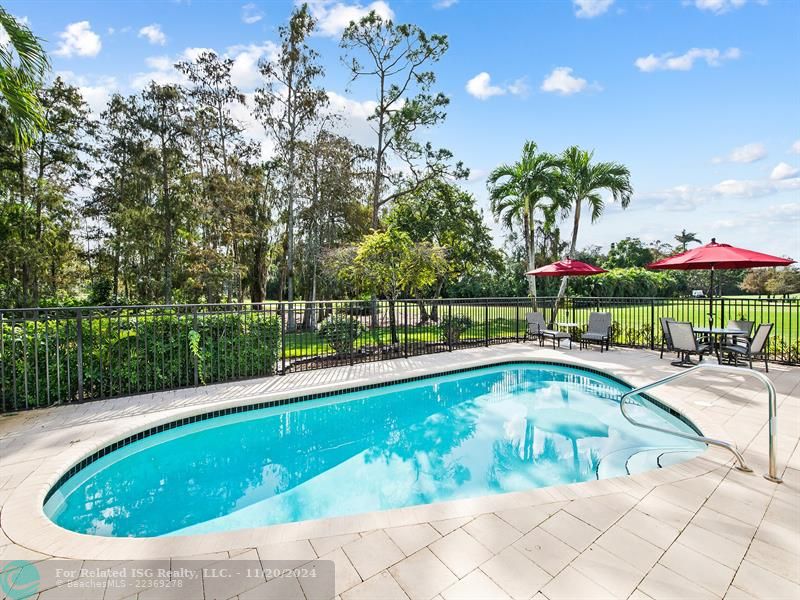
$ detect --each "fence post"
[485,299,490,347]
[447,302,453,352]
[279,302,286,375]
[515,303,520,342]
[75,308,84,402]
[403,301,409,358]
[720,297,726,327]
[192,306,199,386]
[650,298,655,350]
[349,302,355,367]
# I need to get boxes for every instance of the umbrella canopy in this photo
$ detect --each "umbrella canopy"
[647,239,794,271]
[647,238,794,327]
[526,258,607,277]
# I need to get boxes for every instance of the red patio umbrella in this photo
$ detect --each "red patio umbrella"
[526,258,607,277]
[647,238,795,327]
[528,259,607,325]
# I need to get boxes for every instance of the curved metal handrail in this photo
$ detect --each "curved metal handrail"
[619,363,781,483]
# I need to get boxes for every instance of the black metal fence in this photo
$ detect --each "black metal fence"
[1,296,797,412]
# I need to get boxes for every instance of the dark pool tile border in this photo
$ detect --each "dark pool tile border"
[43,359,699,505]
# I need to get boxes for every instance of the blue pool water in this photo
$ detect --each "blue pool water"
[44,363,705,538]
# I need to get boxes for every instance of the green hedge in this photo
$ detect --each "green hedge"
[1,311,280,410]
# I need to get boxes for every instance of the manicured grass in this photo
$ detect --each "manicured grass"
[282,299,798,360]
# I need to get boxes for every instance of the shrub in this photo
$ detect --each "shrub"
[439,315,473,344]
[319,315,363,355]
[0,310,281,409]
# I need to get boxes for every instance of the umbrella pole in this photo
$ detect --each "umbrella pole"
[709,267,714,329]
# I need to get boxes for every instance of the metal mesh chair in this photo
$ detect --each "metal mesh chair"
[659,317,675,359]
[724,319,754,347]
[580,312,612,352]
[523,312,546,344]
[721,323,773,372]
[667,321,712,367]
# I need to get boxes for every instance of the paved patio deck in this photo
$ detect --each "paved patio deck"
[1,345,798,599]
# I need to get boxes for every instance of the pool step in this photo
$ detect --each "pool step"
[596,446,702,479]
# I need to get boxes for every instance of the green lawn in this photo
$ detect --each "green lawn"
[282,299,798,362]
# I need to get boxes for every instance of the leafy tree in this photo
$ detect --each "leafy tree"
[0,7,50,146]
[603,237,655,269]
[675,229,701,252]
[0,77,92,306]
[256,3,328,315]
[87,93,153,301]
[139,83,189,303]
[387,180,500,315]
[341,11,466,227]
[296,128,371,326]
[740,268,772,295]
[765,268,800,297]
[487,141,562,303]
[347,228,447,344]
[177,50,251,302]
[551,146,632,321]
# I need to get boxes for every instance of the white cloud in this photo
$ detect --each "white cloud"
[307,1,394,37]
[540,67,595,95]
[466,72,505,100]
[241,3,264,24]
[712,142,767,164]
[465,72,528,100]
[790,140,800,154]
[132,43,278,92]
[639,176,800,212]
[325,90,378,146]
[689,0,749,14]
[770,162,799,180]
[54,21,102,57]
[712,177,800,198]
[573,0,614,18]
[433,0,458,8]
[138,24,167,46]
[635,47,740,72]
[227,42,279,89]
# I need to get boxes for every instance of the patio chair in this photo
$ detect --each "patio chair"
[721,323,773,372]
[522,311,571,349]
[580,312,612,352]
[724,319,754,347]
[667,321,712,368]
[522,312,546,344]
[659,317,675,359]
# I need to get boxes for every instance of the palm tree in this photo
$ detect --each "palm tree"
[552,146,633,321]
[675,229,701,252]
[0,7,50,147]
[487,141,562,304]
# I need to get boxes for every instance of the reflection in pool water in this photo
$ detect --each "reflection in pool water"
[45,363,704,537]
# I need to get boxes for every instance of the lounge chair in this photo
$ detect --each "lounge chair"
[721,323,773,372]
[522,311,571,349]
[659,317,675,359]
[667,321,712,367]
[580,312,612,352]
[522,312,545,344]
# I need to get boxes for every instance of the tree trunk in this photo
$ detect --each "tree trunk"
[551,199,582,326]
[388,298,399,346]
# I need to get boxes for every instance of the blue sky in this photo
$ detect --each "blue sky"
[8,0,800,259]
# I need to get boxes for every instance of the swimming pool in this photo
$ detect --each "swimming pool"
[44,362,705,538]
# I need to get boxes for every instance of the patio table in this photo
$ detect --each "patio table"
[694,327,749,364]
